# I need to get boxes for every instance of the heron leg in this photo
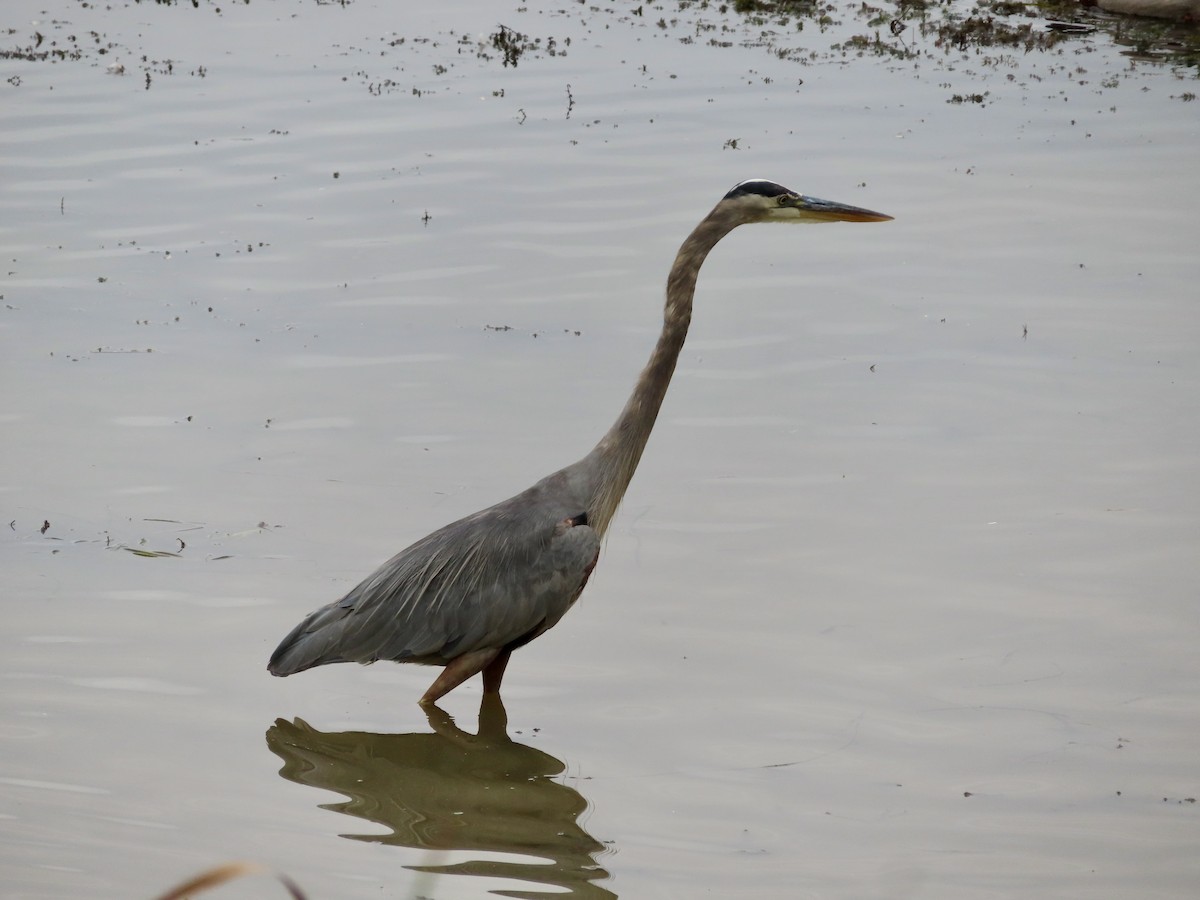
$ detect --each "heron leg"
[419,648,500,706]
[481,649,512,695]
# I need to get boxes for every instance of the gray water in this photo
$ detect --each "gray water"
[2,1,1198,898]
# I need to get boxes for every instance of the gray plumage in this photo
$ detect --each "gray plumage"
[268,179,891,705]
[270,474,598,672]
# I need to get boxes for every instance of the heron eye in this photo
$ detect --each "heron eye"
[777,195,790,206]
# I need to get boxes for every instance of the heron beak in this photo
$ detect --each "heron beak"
[784,194,893,223]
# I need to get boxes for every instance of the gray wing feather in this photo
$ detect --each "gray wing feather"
[268,476,599,676]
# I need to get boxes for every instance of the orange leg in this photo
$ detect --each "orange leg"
[481,649,512,695]
[419,648,500,705]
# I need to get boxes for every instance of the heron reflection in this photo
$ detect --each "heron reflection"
[265,695,615,899]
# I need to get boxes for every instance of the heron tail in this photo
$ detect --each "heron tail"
[267,602,353,676]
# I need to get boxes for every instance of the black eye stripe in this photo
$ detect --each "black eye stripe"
[724,179,790,199]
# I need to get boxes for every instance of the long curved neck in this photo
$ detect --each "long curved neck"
[581,207,742,536]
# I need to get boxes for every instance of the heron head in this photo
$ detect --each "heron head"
[723,179,892,224]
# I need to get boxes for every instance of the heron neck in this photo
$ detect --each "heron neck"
[583,211,737,536]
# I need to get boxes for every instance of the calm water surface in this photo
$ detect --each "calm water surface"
[2,1,1198,898]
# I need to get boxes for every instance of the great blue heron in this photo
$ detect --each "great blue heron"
[269,179,892,704]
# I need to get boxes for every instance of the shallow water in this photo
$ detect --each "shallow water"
[2,1,1198,898]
